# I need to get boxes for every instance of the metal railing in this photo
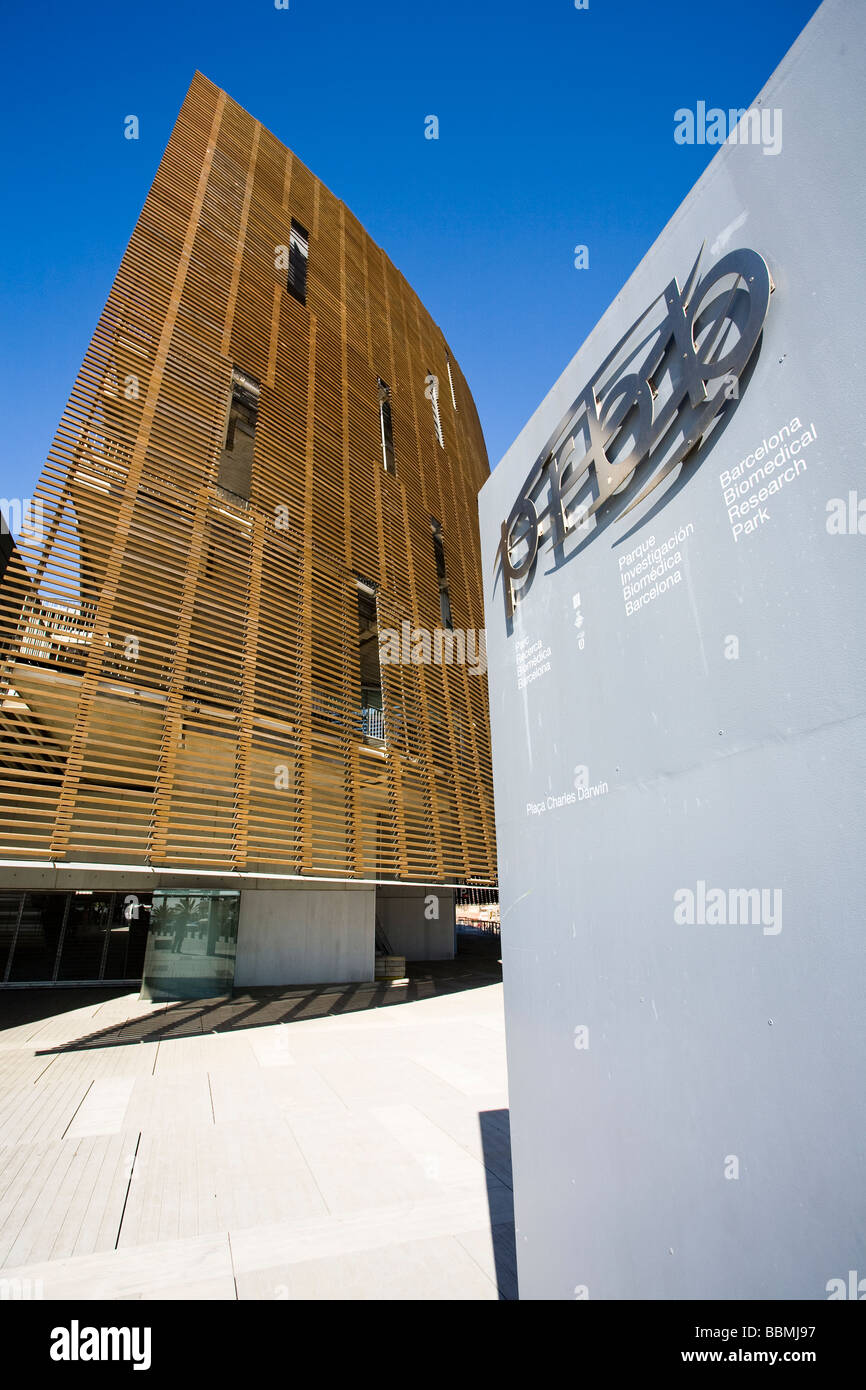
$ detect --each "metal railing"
[18,600,95,663]
[455,885,500,936]
[362,705,385,742]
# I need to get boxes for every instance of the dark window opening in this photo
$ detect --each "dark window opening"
[431,519,454,630]
[378,378,396,476]
[287,219,309,305]
[0,517,13,586]
[218,368,260,502]
[357,583,385,743]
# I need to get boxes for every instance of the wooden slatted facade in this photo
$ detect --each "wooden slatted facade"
[0,73,496,886]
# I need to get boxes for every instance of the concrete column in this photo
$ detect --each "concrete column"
[234,883,375,986]
[375,884,455,960]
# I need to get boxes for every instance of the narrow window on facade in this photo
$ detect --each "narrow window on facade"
[378,378,396,476]
[286,219,309,305]
[218,368,260,501]
[446,357,458,411]
[357,581,385,742]
[431,519,454,631]
[426,371,444,447]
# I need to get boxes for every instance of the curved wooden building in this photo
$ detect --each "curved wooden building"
[0,74,495,992]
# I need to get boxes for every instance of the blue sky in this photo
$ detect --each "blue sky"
[1,0,820,508]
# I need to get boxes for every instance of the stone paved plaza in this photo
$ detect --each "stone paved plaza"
[0,945,516,1300]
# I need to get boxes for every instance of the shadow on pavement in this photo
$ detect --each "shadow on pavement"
[479,1108,519,1300]
[1,936,502,1054]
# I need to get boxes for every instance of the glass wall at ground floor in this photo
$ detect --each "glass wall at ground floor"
[0,890,151,986]
[140,891,240,1001]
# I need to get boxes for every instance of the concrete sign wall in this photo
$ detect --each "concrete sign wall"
[479,0,866,1299]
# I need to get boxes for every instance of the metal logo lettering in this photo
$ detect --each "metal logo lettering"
[495,245,774,622]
